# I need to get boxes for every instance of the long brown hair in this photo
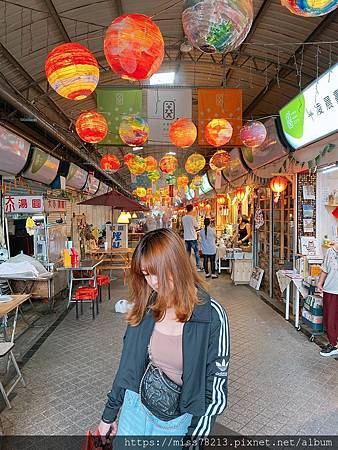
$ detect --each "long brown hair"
[128,228,203,325]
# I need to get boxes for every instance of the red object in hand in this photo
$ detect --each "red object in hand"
[332,206,338,219]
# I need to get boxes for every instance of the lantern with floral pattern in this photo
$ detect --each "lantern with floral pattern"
[75,111,108,143]
[177,174,190,190]
[185,153,206,175]
[119,116,149,147]
[145,156,158,172]
[169,118,197,148]
[205,119,233,147]
[209,150,231,171]
[240,121,267,148]
[148,170,161,183]
[128,155,146,175]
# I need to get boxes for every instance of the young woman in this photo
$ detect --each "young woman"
[233,215,251,246]
[199,218,218,279]
[97,228,230,447]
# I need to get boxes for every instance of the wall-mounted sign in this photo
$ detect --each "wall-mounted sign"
[4,195,44,214]
[22,147,59,185]
[0,126,31,176]
[279,64,338,150]
[112,224,128,248]
[44,198,66,213]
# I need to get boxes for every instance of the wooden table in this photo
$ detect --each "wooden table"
[0,294,32,343]
[87,248,134,285]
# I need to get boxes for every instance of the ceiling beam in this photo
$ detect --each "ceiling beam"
[244,9,337,116]
[224,0,273,85]
[44,0,71,42]
[115,0,123,16]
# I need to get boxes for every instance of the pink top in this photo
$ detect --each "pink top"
[149,328,183,386]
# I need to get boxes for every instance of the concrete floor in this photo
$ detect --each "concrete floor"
[1,273,337,437]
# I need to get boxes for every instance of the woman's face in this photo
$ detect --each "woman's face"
[142,269,159,291]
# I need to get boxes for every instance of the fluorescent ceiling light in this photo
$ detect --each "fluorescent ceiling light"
[132,146,143,152]
[321,164,338,174]
[149,72,175,85]
[167,151,176,155]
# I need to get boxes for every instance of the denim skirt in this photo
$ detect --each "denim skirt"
[113,389,192,448]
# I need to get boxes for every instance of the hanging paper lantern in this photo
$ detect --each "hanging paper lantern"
[169,118,197,148]
[159,155,178,174]
[104,14,164,81]
[145,156,158,172]
[160,187,170,197]
[75,111,108,143]
[185,153,206,175]
[135,186,147,198]
[119,116,149,147]
[270,176,288,202]
[281,0,337,16]
[191,175,203,188]
[100,154,120,172]
[128,155,146,175]
[205,119,233,147]
[177,174,190,189]
[240,121,267,148]
[148,170,161,183]
[45,43,99,100]
[210,150,231,171]
[217,196,226,205]
[124,153,135,166]
[235,187,246,203]
[182,0,253,54]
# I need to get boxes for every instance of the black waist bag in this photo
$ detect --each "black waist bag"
[139,362,181,422]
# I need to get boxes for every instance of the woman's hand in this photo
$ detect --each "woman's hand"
[317,284,323,294]
[96,419,118,439]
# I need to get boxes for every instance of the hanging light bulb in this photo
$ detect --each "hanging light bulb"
[117,211,130,224]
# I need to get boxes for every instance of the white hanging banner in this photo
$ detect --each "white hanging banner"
[147,89,192,145]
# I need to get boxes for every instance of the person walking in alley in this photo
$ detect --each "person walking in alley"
[97,228,230,447]
[199,218,218,279]
[182,204,202,271]
[317,241,338,357]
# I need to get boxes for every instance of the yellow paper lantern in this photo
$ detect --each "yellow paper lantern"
[135,186,147,198]
[205,119,233,147]
[148,170,161,183]
[191,175,203,188]
[185,153,206,175]
[177,174,190,189]
[145,156,158,172]
[128,155,146,175]
[159,155,178,174]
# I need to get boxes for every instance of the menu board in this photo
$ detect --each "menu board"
[0,125,30,175]
[66,163,87,190]
[241,118,288,170]
[22,147,59,185]
[279,63,338,150]
[222,148,248,182]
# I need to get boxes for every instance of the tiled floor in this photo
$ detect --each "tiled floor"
[1,273,337,436]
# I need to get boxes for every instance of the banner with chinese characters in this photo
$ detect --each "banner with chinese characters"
[4,196,44,214]
[44,198,66,212]
[147,89,192,145]
[96,88,142,145]
[198,88,242,146]
[279,63,338,150]
[112,224,128,248]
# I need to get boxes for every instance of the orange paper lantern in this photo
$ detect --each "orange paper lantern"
[169,118,197,148]
[205,119,233,147]
[145,156,158,172]
[210,150,231,171]
[185,153,206,175]
[124,153,135,166]
[75,111,108,143]
[270,176,288,194]
[45,43,99,100]
[135,186,147,198]
[104,14,164,81]
[235,187,246,203]
[100,154,120,173]
[159,155,178,174]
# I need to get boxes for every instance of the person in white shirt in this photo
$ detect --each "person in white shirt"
[199,218,218,279]
[182,205,202,271]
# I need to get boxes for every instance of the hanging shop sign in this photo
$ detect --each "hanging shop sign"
[198,88,242,146]
[66,163,88,190]
[4,195,44,214]
[147,89,192,145]
[44,198,66,213]
[22,147,59,185]
[279,63,338,150]
[0,125,31,176]
[112,224,128,248]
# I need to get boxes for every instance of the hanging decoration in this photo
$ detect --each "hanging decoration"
[159,155,178,174]
[177,174,190,190]
[182,0,253,54]
[217,196,226,205]
[128,155,146,175]
[168,118,197,148]
[148,170,161,183]
[240,121,267,148]
[209,150,231,171]
[124,153,135,167]
[104,14,164,81]
[100,154,120,173]
[75,111,108,143]
[185,153,206,175]
[281,0,337,16]
[135,186,147,199]
[45,43,99,100]
[254,208,264,229]
[235,187,246,203]
[166,174,177,185]
[270,176,288,202]
[119,116,149,147]
[191,175,203,189]
[145,156,158,172]
[205,119,233,147]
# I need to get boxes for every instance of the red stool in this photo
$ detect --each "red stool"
[90,276,111,303]
[75,287,98,319]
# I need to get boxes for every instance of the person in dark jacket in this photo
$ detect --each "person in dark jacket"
[97,228,230,447]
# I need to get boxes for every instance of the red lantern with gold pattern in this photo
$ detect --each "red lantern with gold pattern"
[104,14,164,81]
[169,118,197,148]
[75,111,108,143]
[100,154,120,173]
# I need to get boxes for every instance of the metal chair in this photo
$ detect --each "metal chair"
[0,342,25,409]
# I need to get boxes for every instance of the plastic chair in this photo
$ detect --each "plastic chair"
[75,287,99,320]
[95,275,111,303]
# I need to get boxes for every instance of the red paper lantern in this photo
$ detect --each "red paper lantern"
[124,153,135,166]
[100,154,120,173]
[270,176,288,194]
[205,119,233,147]
[240,121,267,148]
[45,43,99,100]
[159,155,178,174]
[104,14,164,81]
[209,150,231,171]
[235,187,246,203]
[75,111,108,143]
[145,156,158,172]
[169,118,197,148]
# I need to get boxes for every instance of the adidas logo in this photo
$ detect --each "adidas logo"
[216,359,228,372]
